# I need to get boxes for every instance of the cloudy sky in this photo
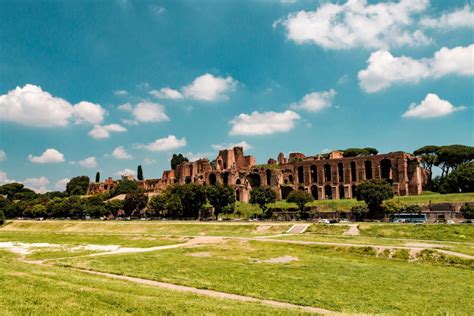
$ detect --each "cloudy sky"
[0,0,472,193]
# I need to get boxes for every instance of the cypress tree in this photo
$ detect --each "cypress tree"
[137,165,144,181]
[95,171,100,183]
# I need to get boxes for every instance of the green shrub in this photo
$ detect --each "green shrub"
[0,210,4,225]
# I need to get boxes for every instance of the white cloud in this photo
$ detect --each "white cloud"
[114,90,128,96]
[358,44,474,92]
[229,110,301,136]
[183,73,237,101]
[115,168,136,177]
[211,141,253,151]
[277,0,430,50]
[0,170,14,185]
[55,178,70,191]
[23,176,49,194]
[132,102,170,123]
[0,84,106,127]
[149,88,183,100]
[138,135,187,152]
[112,146,134,160]
[28,148,65,164]
[78,156,98,168]
[88,124,127,139]
[185,152,214,162]
[289,89,336,112]
[420,5,474,29]
[402,93,465,119]
[143,158,156,165]
[0,150,6,162]
[118,103,133,112]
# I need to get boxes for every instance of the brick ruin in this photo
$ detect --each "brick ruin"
[88,147,427,202]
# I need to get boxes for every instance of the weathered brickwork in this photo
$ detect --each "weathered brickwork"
[88,147,427,202]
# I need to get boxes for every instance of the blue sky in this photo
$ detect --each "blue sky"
[0,0,472,193]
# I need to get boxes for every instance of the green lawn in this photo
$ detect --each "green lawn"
[0,251,302,315]
[57,240,474,314]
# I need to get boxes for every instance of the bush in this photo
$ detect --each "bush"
[287,191,313,214]
[148,194,167,217]
[0,210,5,225]
[206,185,236,219]
[351,205,369,221]
[66,176,90,196]
[356,179,393,218]
[460,203,474,220]
[250,187,276,215]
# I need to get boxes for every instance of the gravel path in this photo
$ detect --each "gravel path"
[286,224,310,234]
[343,225,360,236]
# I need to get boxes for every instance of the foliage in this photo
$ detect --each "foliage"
[123,192,148,217]
[165,193,183,218]
[105,200,124,217]
[168,184,207,219]
[95,172,100,183]
[0,183,36,201]
[249,187,276,215]
[287,190,314,213]
[66,176,90,196]
[171,153,189,170]
[355,179,393,218]
[0,210,4,225]
[111,180,139,196]
[414,145,439,187]
[439,162,474,194]
[350,205,369,221]
[460,203,474,220]
[206,185,236,219]
[343,147,378,158]
[148,194,167,217]
[435,145,474,177]
[137,165,144,181]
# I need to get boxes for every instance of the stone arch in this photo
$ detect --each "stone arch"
[350,161,357,182]
[381,159,392,180]
[247,173,261,188]
[338,162,344,183]
[209,173,217,185]
[324,164,331,182]
[365,160,373,180]
[324,185,333,200]
[310,165,317,183]
[236,178,241,185]
[266,169,272,186]
[297,166,304,184]
[339,184,345,199]
[311,185,318,200]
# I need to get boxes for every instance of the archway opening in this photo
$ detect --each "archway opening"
[310,165,317,183]
[281,186,293,200]
[351,184,357,198]
[324,185,332,200]
[324,164,331,182]
[365,160,373,180]
[381,159,392,180]
[298,166,304,184]
[266,169,272,186]
[222,172,229,186]
[247,174,261,188]
[311,185,318,200]
[209,173,217,185]
[338,162,344,183]
[351,161,357,182]
[339,184,345,199]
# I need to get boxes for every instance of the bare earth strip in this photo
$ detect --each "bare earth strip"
[343,225,360,236]
[286,224,311,234]
[72,267,342,315]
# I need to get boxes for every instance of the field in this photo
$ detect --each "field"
[1,220,473,315]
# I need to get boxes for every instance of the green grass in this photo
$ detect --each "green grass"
[1,220,291,237]
[305,224,348,235]
[57,240,474,314]
[0,251,302,315]
[359,223,474,243]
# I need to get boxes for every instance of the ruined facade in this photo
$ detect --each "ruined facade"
[88,147,427,202]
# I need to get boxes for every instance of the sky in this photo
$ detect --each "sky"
[0,0,473,193]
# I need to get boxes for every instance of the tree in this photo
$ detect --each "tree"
[148,194,167,217]
[123,192,148,217]
[206,185,236,219]
[111,180,139,196]
[0,210,4,225]
[414,145,440,188]
[460,204,474,220]
[364,147,379,155]
[343,148,378,158]
[165,193,183,218]
[250,187,276,215]
[439,162,474,193]
[355,179,393,218]
[137,165,144,181]
[0,183,36,201]
[350,205,369,221]
[95,172,100,183]
[435,145,474,177]
[105,200,124,217]
[66,176,90,196]
[287,190,314,214]
[169,184,206,219]
[171,153,189,170]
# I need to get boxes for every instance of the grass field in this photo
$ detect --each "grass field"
[0,220,473,315]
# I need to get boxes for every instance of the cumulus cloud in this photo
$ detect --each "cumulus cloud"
[0,150,6,162]
[358,44,474,92]
[289,89,336,112]
[420,5,474,29]
[277,0,430,50]
[184,152,214,162]
[55,178,70,191]
[114,90,128,96]
[28,148,65,164]
[88,124,127,139]
[0,84,106,127]
[115,168,136,177]
[0,170,14,185]
[23,176,50,193]
[229,110,301,136]
[149,88,183,100]
[112,146,133,160]
[403,93,465,119]
[119,102,169,125]
[138,135,187,152]
[211,141,253,151]
[78,156,97,168]
[151,74,237,102]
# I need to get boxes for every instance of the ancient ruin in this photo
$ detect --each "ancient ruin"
[88,147,427,202]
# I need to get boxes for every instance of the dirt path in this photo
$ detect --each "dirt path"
[286,224,310,234]
[72,267,341,315]
[343,225,360,236]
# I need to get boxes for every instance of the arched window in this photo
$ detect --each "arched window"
[266,169,272,186]
[311,185,318,200]
[324,164,331,182]
[298,166,304,184]
[338,162,344,183]
[324,185,332,199]
[310,165,317,183]
[365,160,373,180]
[209,173,217,185]
[350,161,357,182]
